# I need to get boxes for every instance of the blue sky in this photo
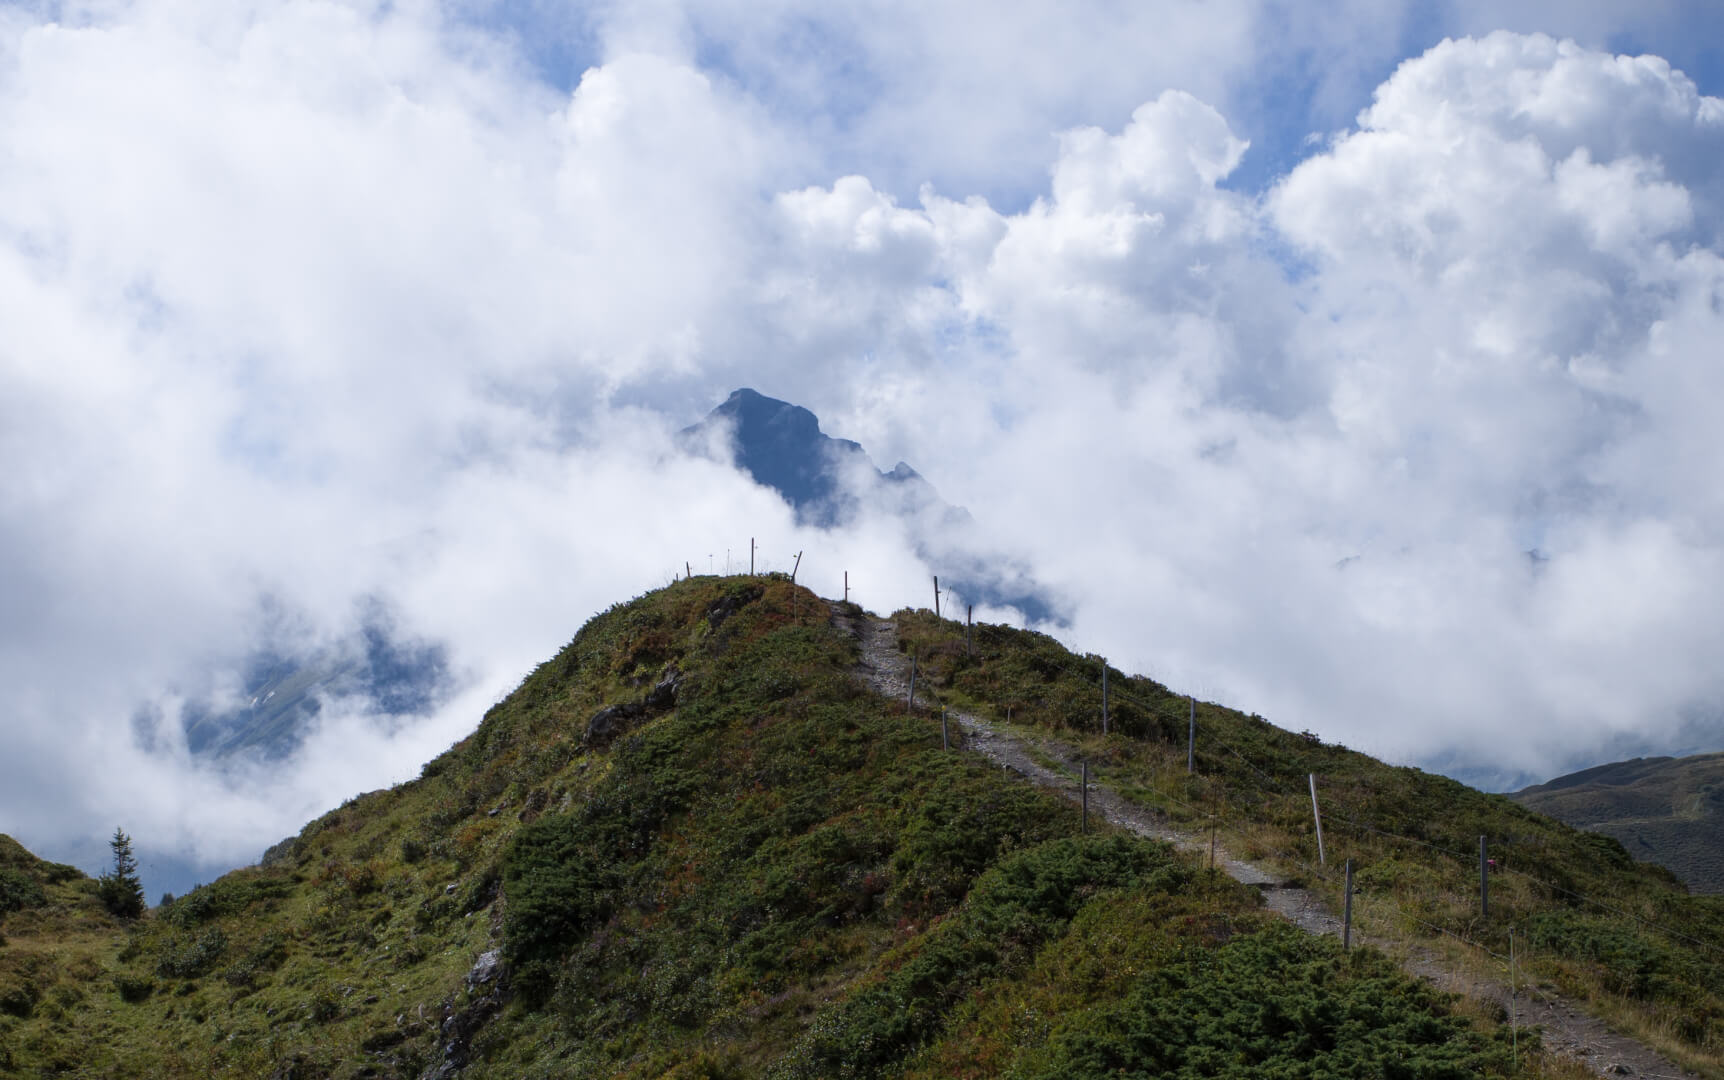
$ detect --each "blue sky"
[4,0,1724,896]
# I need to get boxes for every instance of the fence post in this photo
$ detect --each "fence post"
[1187,697,1195,774]
[1479,836,1489,919]
[685,561,692,580]
[1101,661,1109,735]
[933,576,940,618]
[1309,774,1326,867]
[1509,928,1518,1069]
[1343,859,1354,950]
[1081,760,1089,833]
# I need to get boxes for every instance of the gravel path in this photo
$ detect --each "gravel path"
[835,606,1696,1079]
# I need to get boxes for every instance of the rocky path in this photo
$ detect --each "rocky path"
[835,606,1695,1079]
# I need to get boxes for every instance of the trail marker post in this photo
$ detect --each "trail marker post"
[791,551,802,583]
[844,571,849,603]
[1343,859,1354,950]
[933,576,940,618]
[1309,774,1326,867]
[685,561,692,580]
[750,538,755,575]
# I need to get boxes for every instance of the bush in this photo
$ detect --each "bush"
[1017,923,1512,1079]
[112,974,154,1003]
[156,929,229,979]
[0,867,45,913]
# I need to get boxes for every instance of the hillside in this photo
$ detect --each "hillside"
[1514,752,1724,894]
[1,577,1721,1077]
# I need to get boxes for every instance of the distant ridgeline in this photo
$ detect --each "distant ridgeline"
[682,388,1063,623]
[1513,751,1724,894]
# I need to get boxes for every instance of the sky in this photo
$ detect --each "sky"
[3,0,1724,895]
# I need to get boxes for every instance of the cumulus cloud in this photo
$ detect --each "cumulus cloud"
[5,1,1724,892]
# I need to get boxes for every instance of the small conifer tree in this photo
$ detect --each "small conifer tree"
[97,827,146,919]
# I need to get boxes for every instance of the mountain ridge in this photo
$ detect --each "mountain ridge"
[1513,750,1724,894]
[2,577,1721,1077]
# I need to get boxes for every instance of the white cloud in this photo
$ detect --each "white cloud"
[6,2,1724,889]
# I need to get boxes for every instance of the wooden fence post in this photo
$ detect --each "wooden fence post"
[1101,661,1109,735]
[1081,761,1089,833]
[1187,697,1196,774]
[1343,859,1354,950]
[1479,836,1489,919]
[1309,774,1326,867]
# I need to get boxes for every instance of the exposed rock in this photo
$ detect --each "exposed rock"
[584,702,646,748]
[465,949,503,989]
[705,586,762,631]
[645,665,682,710]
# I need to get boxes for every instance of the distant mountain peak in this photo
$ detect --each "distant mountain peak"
[682,388,1065,624]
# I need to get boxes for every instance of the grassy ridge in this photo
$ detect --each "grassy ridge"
[0,580,1617,1077]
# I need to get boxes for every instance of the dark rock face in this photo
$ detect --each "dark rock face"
[584,703,646,749]
[645,666,682,710]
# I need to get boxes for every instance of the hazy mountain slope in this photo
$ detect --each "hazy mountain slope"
[1513,752,1724,894]
[2,578,1721,1077]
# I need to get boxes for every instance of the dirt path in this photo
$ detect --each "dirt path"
[835,606,1695,1079]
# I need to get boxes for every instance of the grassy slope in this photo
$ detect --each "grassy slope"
[0,578,1667,1078]
[1513,753,1724,895]
[895,609,1724,1074]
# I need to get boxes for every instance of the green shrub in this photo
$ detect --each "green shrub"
[1015,923,1512,1079]
[156,928,229,979]
[112,974,154,1003]
[0,867,45,913]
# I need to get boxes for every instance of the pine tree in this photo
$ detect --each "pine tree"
[97,827,145,919]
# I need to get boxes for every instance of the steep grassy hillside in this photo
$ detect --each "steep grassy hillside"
[1513,753,1724,895]
[0,577,1705,1077]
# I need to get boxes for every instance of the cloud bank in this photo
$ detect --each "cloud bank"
[2,1,1723,887]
